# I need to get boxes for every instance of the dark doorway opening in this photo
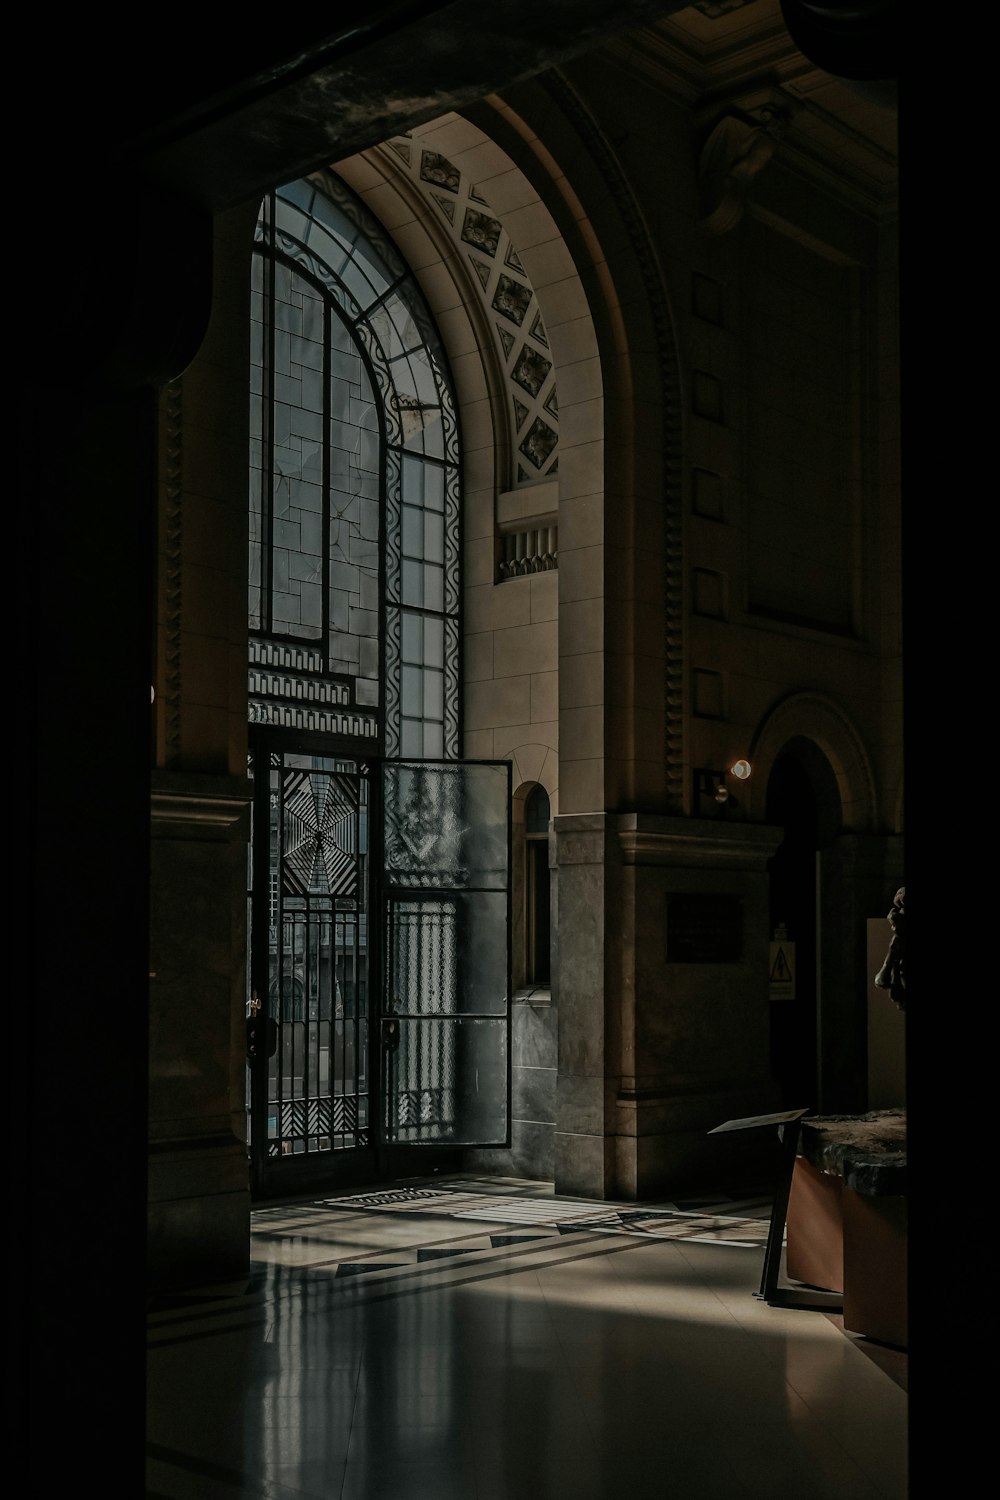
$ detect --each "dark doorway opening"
[766,753,819,1111]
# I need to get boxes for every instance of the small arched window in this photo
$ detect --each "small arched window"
[524,785,551,985]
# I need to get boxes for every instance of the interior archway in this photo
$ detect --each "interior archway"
[749,691,877,831]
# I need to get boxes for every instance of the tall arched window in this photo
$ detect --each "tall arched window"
[245,171,489,1193]
[249,170,461,756]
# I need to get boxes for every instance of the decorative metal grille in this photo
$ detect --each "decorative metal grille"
[393,1088,449,1129]
[275,1095,365,1138]
[255,753,371,1157]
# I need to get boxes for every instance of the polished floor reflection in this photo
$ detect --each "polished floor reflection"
[146,1175,907,1499]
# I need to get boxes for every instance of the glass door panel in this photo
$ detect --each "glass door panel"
[382,761,511,1147]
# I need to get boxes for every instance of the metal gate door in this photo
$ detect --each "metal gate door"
[247,748,373,1198]
[247,747,510,1198]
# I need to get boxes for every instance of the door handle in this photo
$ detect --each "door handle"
[382,1006,401,1051]
[247,991,277,1059]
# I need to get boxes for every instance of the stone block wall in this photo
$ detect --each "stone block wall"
[465,988,557,1183]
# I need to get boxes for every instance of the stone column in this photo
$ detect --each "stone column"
[554,812,784,1200]
[147,202,257,1290]
[553,814,617,1197]
[617,816,785,1196]
[148,775,252,1289]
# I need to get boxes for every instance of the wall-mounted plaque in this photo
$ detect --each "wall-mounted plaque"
[667,893,742,963]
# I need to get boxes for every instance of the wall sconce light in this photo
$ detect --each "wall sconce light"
[694,763,751,818]
[718,758,753,805]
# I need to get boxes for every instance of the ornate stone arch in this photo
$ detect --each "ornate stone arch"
[334,114,599,801]
[333,144,504,503]
[747,691,878,832]
[510,744,559,813]
[334,115,601,527]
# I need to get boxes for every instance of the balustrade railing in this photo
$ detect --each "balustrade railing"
[498,526,558,580]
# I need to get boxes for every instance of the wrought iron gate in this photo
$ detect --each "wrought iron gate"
[247,745,510,1197]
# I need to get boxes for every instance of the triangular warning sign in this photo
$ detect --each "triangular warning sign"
[770,947,792,983]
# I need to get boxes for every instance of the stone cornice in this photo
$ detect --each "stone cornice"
[617,815,784,867]
[606,15,897,218]
[151,772,253,838]
[148,1129,247,1155]
[608,13,797,106]
[553,811,784,868]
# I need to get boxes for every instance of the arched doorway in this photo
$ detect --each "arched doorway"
[245,172,513,1199]
[765,738,841,1112]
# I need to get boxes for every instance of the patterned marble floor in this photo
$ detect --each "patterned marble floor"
[317,1179,776,1247]
[146,1174,908,1499]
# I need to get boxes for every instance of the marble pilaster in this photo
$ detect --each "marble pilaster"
[148,772,253,1290]
[553,812,787,1199]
